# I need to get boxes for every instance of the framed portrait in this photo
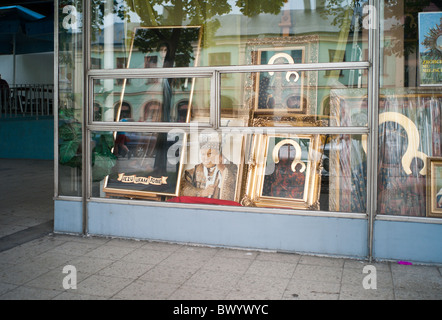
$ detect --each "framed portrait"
[427,157,442,218]
[245,35,319,117]
[244,134,325,210]
[114,25,203,123]
[103,132,187,199]
[179,132,246,203]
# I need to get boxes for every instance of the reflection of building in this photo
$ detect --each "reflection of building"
[54,0,442,265]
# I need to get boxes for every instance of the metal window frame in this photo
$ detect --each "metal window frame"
[54,0,442,263]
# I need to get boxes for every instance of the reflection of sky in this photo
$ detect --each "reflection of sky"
[419,12,442,54]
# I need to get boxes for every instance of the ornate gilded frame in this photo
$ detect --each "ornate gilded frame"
[243,134,325,210]
[245,35,319,120]
[427,157,442,218]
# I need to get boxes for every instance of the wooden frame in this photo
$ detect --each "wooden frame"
[427,157,442,218]
[244,134,324,210]
[179,132,246,203]
[245,35,319,118]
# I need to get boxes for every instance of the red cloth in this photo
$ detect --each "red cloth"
[167,196,242,206]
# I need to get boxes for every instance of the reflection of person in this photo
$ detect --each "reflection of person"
[181,140,238,201]
[0,74,10,109]
[263,143,306,199]
[437,187,442,209]
[113,119,130,159]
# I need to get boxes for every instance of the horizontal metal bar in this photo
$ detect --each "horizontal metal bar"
[375,214,442,225]
[87,123,369,135]
[87,62,370,78]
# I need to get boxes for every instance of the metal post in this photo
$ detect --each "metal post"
[367,0,380,262]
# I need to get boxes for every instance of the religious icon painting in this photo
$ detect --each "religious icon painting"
[245,35,319,118]
[427,157,442,218]
[244,134,325,210]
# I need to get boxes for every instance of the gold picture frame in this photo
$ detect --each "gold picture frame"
[427,157,442,218]
[179,132,246,203]
[244,134,325,210]
[245,35,319,118]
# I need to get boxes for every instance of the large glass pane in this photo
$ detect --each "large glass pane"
[91,130,367,214]
[90,0,369,69]
[379,0,442,217]
[220,69,368,127]
[58,0,84,196]
[92,77,211,123]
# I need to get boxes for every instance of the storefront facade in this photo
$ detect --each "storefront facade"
[54,0,442,263]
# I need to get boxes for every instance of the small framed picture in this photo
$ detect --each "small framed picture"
[103,132,187,199]
[244,134,325,210]
[179,132,246,203]
[427,157,442,218]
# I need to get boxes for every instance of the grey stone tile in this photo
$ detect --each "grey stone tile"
[105,238,146,249]
[298,255,345,268]
[344,259,391,272]
[25,268,89,291]
[97,260,154,279]
[342,266,393,289]
[246,260,296,279]
[339,283,394,300]
[121,248,173,265]
[256,251,301,264]
[0,262,52,285]
[394,288,442,300]
[391,268,442,293]
[64,256,114,275]
[283,279,340,300]
[139,265,197,285]
[84,244,136,261]
[184,269,242,290]
[0,285,62,300]
[201,256,253,274]
[232,274,291,299]
[215,248,258,260]
[169,285,230,300]
[112,279,179,300]
[139,241,183,252]
[74,274,134,298]
[50,241,102,256]
[52,291,108,300]
[0,282,17,296]
[293,264,342,283]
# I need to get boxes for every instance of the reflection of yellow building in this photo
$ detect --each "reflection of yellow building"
[91,6,368,123]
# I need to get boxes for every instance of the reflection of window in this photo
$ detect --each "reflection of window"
[116,57,130,85]
[143,101,162,122]
[93,102,102,121]
[144,55,159,84]
[91,58,102,85]
[115,102,131,121]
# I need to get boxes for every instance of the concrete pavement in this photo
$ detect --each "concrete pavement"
[0,159,441,300]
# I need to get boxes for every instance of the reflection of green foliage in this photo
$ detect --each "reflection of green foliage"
[133,27,201,68]
[59,107,117,181]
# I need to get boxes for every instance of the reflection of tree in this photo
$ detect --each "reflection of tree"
[123,0,286,67]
